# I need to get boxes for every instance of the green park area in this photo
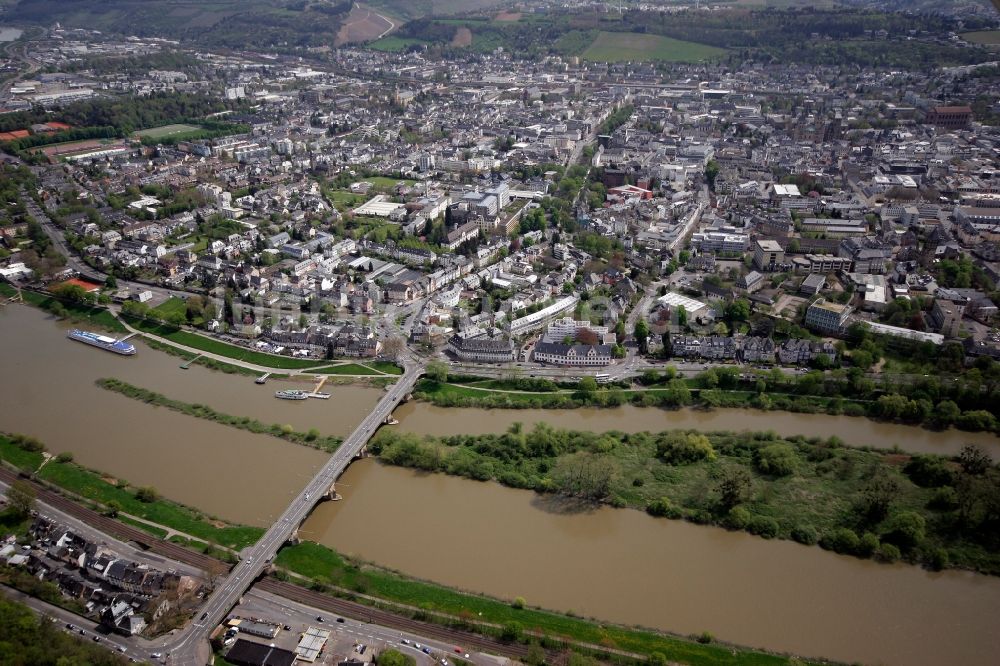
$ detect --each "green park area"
[581,31,726,62]
[135,123,203,139]
[314,362,402,376]
[121,315,327,370]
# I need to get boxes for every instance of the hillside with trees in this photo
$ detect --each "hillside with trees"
[0,593,127,665]
[7,0,355,48]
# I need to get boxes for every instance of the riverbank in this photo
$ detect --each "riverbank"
[0,431,823,665]
[96,378,343,453]
[414,374,1000,435]
[0,282,125,333]
[0,433,263,549]
[142,337,261,376]
[370,426,1000,575]
[275,542,823,666]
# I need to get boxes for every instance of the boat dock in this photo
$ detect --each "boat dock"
[310,375,330,399]
[117,332,139,343]
[255,373,271,385]
[180,354,203,369]
[0,287,22,306]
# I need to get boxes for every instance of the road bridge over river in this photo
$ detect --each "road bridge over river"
[156,361,424,664]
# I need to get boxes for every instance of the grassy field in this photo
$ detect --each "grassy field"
[143,337,259,376]
[135,123,202,139]
[313,362,402,376]
[150,295,190,320]
[368,35,428,51]
[962,30,1000,46]
[276,542,817,665]
[313,364,381,376]
[582,31,726,62]
[367,361,403,375]
[359,176,416,189]
[326,189,367,211]
[0,436,46,472]
[122,315,327,370]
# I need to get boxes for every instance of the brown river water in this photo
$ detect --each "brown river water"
[303,458,1000,666]
[4,304,1000,664]
[0,305,378,525]
[392,402,1000,458]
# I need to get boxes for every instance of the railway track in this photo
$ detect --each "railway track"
[0,467,230,574]
[1,468,587,662]
[257,578,535,659]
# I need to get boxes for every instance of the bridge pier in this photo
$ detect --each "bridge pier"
[287,528,300,546]
[322,481,342,501]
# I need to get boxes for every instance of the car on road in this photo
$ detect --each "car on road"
[401,639,411,645]
[151,653,163,660]
[337,617,345,623]
[422,647,432,654]
[316,616,324,622]
[200,612,207,620]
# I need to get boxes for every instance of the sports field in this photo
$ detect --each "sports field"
[582,31,726,63]
[135,123,202,139]
[962,31,1000,46]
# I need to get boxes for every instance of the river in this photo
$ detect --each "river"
[393,401,1000,458]
[5,303,1000,664]
[0,305,381,525]
[302,458,1000,666]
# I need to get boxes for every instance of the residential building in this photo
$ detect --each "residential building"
[736,270,765,294]
[447,333,516,363]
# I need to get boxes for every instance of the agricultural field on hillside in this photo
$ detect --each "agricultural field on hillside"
[962,30,1000,46]
[335,4,397,46]
[369,35,429,51]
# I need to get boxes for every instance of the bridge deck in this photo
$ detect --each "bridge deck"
[170,363,423,662]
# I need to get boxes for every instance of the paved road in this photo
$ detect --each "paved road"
[0,476,204,581]
[154,361,424,664]
[24,197,107,284]
[1,584,149,662]
[238,587,507,666]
